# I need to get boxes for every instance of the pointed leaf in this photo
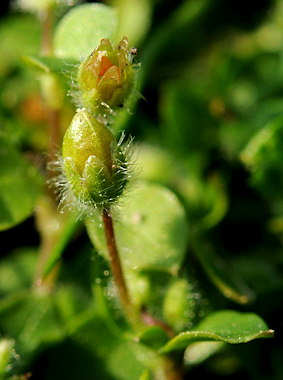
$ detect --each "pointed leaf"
[43,216,80,278]
[23,55,78,74]
[159,310,274,354]
[0,137,43,231]
[138,326,169,350]
[194,240,254,304]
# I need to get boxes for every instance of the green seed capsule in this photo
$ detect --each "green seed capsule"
[62,108,128,210]
[77,37,134,114]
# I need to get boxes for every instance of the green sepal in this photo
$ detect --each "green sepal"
[63,157,93,204]
[83,155,111,203]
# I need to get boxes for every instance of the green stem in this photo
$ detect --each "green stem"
[160,357,184,380]
[101,209,184,380]
[34,6,62,289]
[46,107,61,176]
[41,7,53,56]
[102,208,137,324]
[40,6,61,168]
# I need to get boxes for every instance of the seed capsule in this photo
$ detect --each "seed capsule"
[62,108,128,210]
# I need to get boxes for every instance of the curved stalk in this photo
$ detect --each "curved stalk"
[102,208,137,324]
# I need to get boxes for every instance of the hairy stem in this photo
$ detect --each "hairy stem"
[102,208,136,323]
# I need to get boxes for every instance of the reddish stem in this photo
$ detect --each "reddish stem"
[41,7,53,56]
[102,208,135,321]
[141,308,175,337]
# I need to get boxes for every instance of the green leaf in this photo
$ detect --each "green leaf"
[162,278,195,332]
[43,216,80,279]
[106,341,146,379]
[0,291,64,354]
[23,54,78,74]
[179,172,228,229]
[135,143,177,186]
[0,286,94,356]
[0,248,37,296]
[240,115,283,199]
[22,55,79,104]
[0,338,14,378]
[0,14,40,77]
[159,310,274,354]
[0,137,43,231]
[86,181,188,274]
[138,326,169,350]
[193,240,254,304]
[110,0,152,46]
[54,4,118,60]
[184,341,224,366]
[136,145,228,229]
[159,81,216,157]
[69,316,147,380]
[139,370,151,380]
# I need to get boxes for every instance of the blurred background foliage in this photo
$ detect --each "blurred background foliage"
[0,0,283,379]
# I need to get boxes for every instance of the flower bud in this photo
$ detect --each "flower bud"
[163,278,195,332]
[62,108,128,210]
[77,37,134,114]
[0,339,14,376]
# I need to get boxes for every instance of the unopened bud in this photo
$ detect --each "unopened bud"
[163,279,195,332]
[62,108,129,210]
[0,339,14,376]
[77,37,135,114]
